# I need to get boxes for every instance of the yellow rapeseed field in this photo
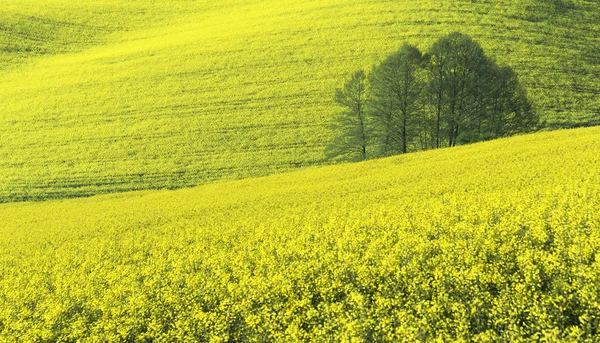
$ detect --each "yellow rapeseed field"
[1,126,599,341]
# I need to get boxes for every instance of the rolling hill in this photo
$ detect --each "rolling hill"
[0,0,599,202]
[1,126,599,340]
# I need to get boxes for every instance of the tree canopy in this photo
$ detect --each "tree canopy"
[326,70,370,162]
[329,32,538,161]
[370,43,424,156]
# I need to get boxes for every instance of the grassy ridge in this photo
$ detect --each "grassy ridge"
[1,0,599,202]
[0,1,240,69]
[0,126,599,340]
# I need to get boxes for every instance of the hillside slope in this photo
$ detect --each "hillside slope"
[1,0,599,202]
[1,127,599,341]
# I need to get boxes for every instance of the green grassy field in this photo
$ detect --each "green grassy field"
[1,126,599,341]
[0,0,599,202]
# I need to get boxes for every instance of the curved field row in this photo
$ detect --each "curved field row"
[0,126,599,340]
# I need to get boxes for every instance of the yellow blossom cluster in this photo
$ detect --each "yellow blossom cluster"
[0,127,599,341]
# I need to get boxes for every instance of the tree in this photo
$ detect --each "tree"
[425,44,447,149]
[370,43,424,155]
[327,33,537,162]
[485,65,537,137]
[326,70,370,161]
[427,32,492,147]
[426,32,537,146]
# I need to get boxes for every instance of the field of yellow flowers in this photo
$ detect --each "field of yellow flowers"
[0,126,599,341]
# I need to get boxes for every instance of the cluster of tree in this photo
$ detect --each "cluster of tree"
[327,32,538,161]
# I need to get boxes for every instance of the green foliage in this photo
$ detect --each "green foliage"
[485,66,538,137]
[429,33,538,147]
[369,43,424,155]
[329,33,537,160]
[0,127,599,341]
[0,0,599,201]
[326,70,370,162]
[429,32,491,147]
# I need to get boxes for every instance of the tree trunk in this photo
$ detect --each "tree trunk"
[435,69,443,149]
[402,115,407,153]
[359,114,367,161]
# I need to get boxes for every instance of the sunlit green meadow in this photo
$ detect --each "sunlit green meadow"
[1,0,599,201]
